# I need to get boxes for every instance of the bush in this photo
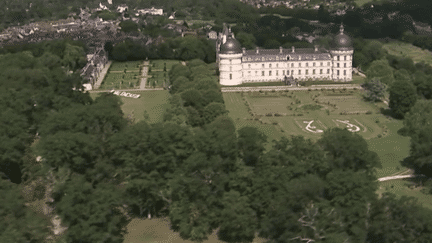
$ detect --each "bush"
[366,110,373,114]
[297,113,304,116]
[377,134,382,138]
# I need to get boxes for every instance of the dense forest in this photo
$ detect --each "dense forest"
[2,38,432,242]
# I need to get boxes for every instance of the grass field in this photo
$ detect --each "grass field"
[382,40,432,66]
[354,0,373,6]
[150,59,181,71]
[368,120,411,177]
[377,179,432,210]
[225,90,380,139]
[109,61,143,72]
[124,218,267,243]
[90,90,170,123]
[99,61,143,90]
[223,89,412,176]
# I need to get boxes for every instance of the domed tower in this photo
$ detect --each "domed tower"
[219,36,243,86]
[330,24,354,81]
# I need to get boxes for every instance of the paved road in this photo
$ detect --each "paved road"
[93,61,112,89]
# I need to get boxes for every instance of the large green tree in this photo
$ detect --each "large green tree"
[401,100,432,176]
[0,178,50,242]
[389,78,417,118]
[51,175,130,243]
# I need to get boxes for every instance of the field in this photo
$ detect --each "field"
[367,120,411,178]
[354,0,373,6]
[223,89,413,177]
[382,40,432,66]
[224,90,380,140]
[99,61,143,90]
[377,179,432,210]
[90,90,170,123]
[147,60,181,88]
[109,61,142,72]
[124,218,267,243]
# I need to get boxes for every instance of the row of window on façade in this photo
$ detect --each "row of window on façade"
[230,69,347,79]
[240,68,350,77]
[241,61,350,69]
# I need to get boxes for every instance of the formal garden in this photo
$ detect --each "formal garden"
[223,89,411,178]
[99,61,143,90]
[146,59,181,88]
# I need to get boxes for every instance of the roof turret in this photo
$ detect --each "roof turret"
[220,37,242,54]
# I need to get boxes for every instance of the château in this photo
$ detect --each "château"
[216,24,354,86]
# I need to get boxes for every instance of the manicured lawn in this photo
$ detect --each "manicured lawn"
[99,61,143,90]
[147,71,168,88]
[109,61,143,72]
[223,90,383,142]
[382,41,432,66]
[147,60,180,88]
[150,59,181,71]
[368,120,411,178]
[99,72,141,90]
[90,90,170,124]
[124,217,267,243]
[352,75,366,84]
[377,179,432,210]
[224,90,410,175]
[354,0,373,6]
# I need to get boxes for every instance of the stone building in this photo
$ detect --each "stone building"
[216,24,353,86]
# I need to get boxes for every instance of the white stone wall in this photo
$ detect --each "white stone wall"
[219,53,243,86]
[218,49,353,84]
[331,50,354,81]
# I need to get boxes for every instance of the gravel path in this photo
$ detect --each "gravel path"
[139,60,150,90]
[221,84,362,92]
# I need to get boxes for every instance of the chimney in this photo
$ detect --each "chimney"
[242,47,246,54]
[279,46,283,54]
[256,47,259,54]
[314,45,318,52]
[291,46,295,53]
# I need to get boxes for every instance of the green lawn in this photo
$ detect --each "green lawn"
[99,61,144,90]
[368,120,411,178]
[354,0,373,6]
[382,41,432,66]
[99,72,141,90]
[150,59,181,71]
[224,90,383,143]
[377,179,432,210]
[124,217,267,243]
[90,90,170,124]
[109,61,143,72]
[147,71,169,88]
[226,90,410,175]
